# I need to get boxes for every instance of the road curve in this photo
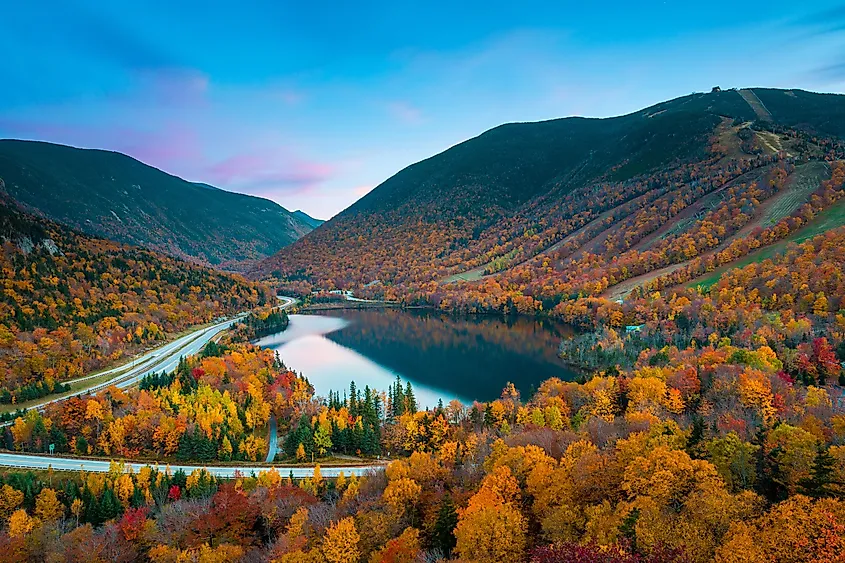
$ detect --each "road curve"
[0,296,386,477]
[18,296,299,413]
[13,315,245,414]
[0,452,381,478]
[265,415,278,463]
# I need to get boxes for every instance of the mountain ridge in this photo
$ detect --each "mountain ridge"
[254,87,845,310]
[292,209,325,230]
[0,139,316,270]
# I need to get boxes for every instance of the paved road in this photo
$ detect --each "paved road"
[265,415,278,463]
[18,295,299,412]
[0,452,378,478]
[0,296,382,477]
[14,315,245,414]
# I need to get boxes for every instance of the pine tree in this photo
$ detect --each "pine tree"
[349,381,359,416]
[98,488,120,522]
[619,507,640,553]
[800,445,839,498]
[198,433,216,462]
[432,494,458,556]
[404,381,417,414]
[393,376,405,417]
[177,428,199,460]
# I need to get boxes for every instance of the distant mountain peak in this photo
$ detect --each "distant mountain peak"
[292,209,325,230]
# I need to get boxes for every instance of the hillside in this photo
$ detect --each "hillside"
[292,209,325,229]
[0,140,316,269]
[0,191,269,402]
[255,88,845,311]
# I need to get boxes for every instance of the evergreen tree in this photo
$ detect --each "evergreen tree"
[432,494,458,556]
[169,471,186,493]
[404,381,417,414]
[98,488,120,522]
[392,375,405,417]
[800,445,840,498]
[349,381,359,416]
[130,486,145,508]
[619,507,640,554]
[686,416,706,459]
[197,433,217,462]
[177,428,199,460]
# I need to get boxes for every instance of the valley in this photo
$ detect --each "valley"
[2,86,845,562]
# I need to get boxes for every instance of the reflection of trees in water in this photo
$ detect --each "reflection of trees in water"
[318,309,578,401]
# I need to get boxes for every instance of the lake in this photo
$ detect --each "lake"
[255,308,578,407]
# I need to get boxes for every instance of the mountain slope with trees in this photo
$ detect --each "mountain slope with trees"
[255,88,845,313]
[0,140,316,270]
[0,192,270,403]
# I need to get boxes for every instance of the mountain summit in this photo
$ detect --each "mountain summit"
[254,88,845,303]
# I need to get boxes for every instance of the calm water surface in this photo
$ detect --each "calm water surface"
[255,308,577,407]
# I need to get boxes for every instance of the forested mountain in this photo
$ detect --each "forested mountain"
[0,191,269,402]
[0,140,316,270]
[256,88,845,314]
[292,210,325,230]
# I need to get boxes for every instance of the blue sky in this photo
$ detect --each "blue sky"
[2,1,845,218]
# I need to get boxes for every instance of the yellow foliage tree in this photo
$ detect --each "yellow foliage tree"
[35,488,64,523]
[454,466,527,563]
[8,509,35,537]
[0,484,24,520]
[322,517,360,563]
[383,477,421,515]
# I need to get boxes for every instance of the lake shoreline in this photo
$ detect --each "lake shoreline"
[299,301,427,311]
[256,308,580,404]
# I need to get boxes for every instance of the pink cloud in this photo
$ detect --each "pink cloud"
[353,184,375,196]
[205,149,334,196]
[112,123,203,168]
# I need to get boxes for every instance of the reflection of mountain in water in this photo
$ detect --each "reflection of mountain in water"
[318,309,578,402]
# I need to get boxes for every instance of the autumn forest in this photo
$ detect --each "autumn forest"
[1,86,845,563]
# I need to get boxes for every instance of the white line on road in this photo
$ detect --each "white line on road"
[0,452,381,478]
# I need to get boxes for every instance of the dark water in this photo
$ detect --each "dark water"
[255,308,577,407]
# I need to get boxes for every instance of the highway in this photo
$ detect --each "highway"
[0,452,379,478]
[265,415,278,463]
[0,296,387,478]
[18,296,299,411]
[11,315,245,413]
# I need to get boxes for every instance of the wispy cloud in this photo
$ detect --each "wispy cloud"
[387,101,424,125]
[354,184,375,196]
[138,68,210,107]
[206,150,334,196]
[792,4,845,35]
[787,4,845,84]
[72,8,179,71]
